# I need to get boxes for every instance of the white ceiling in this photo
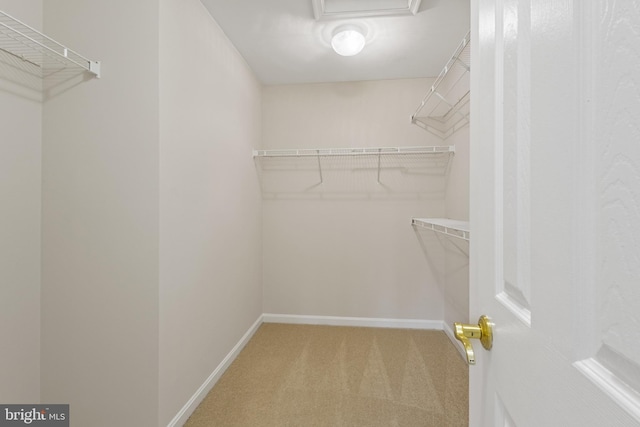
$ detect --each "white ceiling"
[199,0,470,85]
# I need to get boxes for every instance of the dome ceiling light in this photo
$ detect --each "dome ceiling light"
[331,26,366,56]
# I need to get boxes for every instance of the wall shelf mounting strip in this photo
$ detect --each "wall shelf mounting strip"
[0,10,101,78]
[411,31,470,139]
[253,146,454,183]
[412,218,469,241]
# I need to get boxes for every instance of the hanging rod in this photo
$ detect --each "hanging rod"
[0,10,101,78]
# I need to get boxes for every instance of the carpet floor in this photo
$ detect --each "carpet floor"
[184,323,468,426]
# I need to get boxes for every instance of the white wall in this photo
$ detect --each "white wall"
[0,0,42,403]
[2,1,261,424]
[444,126,470,328]
[442,237,469,329]
[158,0,263,424]
[446,126,470,221]
[262,79,447,321]
[41,1,160,426]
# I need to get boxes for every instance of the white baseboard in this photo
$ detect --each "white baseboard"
[262,313,444,330]
[443,320,468,362]
[167,314,263,427]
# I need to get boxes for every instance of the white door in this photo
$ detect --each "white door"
[469,0,640,426]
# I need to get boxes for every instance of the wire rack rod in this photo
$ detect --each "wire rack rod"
[412,218,470,241]
[253,146,455,158]
[0,10,100,77]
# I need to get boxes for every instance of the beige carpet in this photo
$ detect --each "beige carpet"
[185,323,468,427]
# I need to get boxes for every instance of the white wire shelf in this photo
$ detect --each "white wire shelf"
[253,145,455,185]
[411,31,470,139]
[0,10,100,78]
[412,218,470,241]
[253,146,454,158]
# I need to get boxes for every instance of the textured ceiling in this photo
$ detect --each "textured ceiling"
[199,0,470,85]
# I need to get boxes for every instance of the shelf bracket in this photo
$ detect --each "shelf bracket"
[377,148,382,183]
[89,61,101,78]
[453,56,470,72]
[316,150,323,183]
[434,91,455,109]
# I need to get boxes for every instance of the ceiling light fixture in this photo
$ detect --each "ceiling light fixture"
[331,26,366,56]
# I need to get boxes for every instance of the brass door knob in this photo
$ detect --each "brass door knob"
[453,315,493,365]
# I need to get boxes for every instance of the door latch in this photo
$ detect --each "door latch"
[454,315,493,365]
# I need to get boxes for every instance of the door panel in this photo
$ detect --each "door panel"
[594,0,640,383]
[500,0,532,320]
[573,0,640,420]
[470,0,640,425]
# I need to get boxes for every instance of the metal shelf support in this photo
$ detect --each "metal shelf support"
[316,150,323,183]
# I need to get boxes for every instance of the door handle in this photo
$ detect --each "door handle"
[453,315,493,365]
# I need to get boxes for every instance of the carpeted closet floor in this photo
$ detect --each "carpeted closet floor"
[184,323,468,427]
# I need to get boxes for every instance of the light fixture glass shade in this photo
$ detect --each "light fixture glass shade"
[331,29,366,56]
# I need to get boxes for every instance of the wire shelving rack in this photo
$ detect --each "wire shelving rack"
[253,146,455,184]
[0,10,100,78]
[412,217,470,241]
[411,31,470,139]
